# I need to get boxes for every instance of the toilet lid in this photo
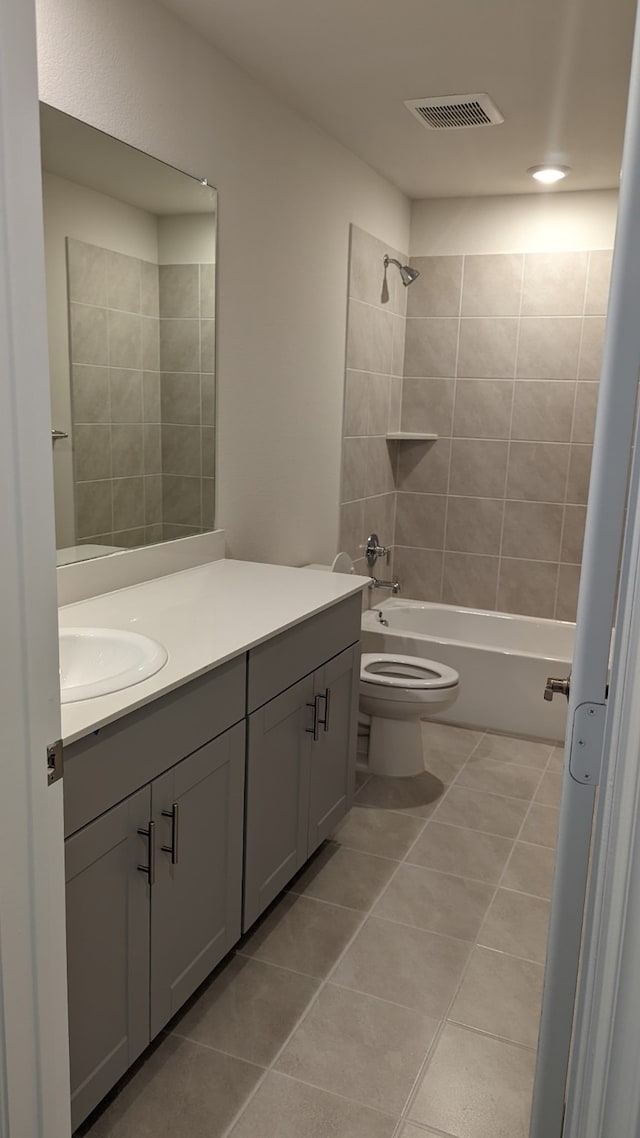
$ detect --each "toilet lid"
[361,653,459,690]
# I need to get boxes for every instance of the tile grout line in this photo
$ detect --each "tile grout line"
[218,788,441,1137]
[554,261,590,619]
[495,254,525,611]
[438,260,464,602]
[390,739,556,1135]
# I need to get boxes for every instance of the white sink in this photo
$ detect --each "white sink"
[59,627,168,704]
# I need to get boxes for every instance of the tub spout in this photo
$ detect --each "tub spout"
[369,577,400,594]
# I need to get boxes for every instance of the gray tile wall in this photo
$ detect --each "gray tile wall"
[339,232,612,621]
[159,262,216,539]
[67,239,215,549]
[339,225,407,586]
[396,251,612,620]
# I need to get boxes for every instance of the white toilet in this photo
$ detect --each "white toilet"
[361,652,460,777]
[303,553,461,778]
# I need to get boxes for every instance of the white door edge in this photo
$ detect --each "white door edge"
[564,400,640,1135]
[0,0,70,1135]
[529,0,640,1132]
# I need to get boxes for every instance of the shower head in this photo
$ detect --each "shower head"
[383,254,420,287]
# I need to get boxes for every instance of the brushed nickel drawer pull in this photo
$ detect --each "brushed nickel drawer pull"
[137,820,156,886]
[161,803,180,865]
[306,696,320,742]
[319,687,331,733]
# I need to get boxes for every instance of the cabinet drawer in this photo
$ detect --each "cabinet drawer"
[247,594,361,711]
[64,655,246,838]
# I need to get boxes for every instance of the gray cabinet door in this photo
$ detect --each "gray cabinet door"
[308,644,359,854]
[150,722,245,1037]
[65,786,151,1131]
[244,673,314,930]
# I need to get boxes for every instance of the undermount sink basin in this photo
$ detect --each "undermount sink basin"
[59,627,168,704]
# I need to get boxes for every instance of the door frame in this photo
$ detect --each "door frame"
[563,410,640,1134]
[0,0,71,1134]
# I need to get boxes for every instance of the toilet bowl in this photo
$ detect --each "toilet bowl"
[360,652,460,777]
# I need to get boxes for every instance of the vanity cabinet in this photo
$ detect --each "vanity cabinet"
[243,596,361,929]
[65,787,151,1129]
[66,723,245,1130]
[63,592,362,1128]
[243,675,315,927]
[308,644,360,853]
[63,657,247,1131]
[150,724,245,1037]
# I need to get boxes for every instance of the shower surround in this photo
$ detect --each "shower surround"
[340,225,612,621]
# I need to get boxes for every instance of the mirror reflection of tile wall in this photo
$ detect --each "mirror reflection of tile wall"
[68,239,215,549]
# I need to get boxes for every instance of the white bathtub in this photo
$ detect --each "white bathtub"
[361,598,573,742]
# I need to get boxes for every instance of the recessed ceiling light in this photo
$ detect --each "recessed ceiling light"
[528,165,571,184]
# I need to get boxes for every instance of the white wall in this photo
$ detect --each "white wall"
[411,190,619,256]
[35,0,410,566]
[157,214,216,265]
[42,172,159,547]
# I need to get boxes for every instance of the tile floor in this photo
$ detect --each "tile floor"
[77,722,562,1138]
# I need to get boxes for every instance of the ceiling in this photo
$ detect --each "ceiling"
[40,104,216,215]
[159,0,636,199]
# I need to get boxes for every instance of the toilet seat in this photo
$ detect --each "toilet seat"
[361,652,459,692]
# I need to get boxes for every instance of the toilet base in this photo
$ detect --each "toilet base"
[368,715,425,777]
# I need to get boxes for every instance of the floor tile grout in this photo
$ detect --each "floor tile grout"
[392,746,554,1134]
[444,1016,539,1052]
[220,803,436,1137]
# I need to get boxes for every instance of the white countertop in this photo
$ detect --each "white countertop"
[59,559,368,745]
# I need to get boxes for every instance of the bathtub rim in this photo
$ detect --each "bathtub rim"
[363,596,575,664]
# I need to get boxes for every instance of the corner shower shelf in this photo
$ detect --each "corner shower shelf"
[385,431,439,441]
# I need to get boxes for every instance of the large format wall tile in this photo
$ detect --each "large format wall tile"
[521,252,588,316]
[516,317,581,379]
[340,238,610,618]
[67,239,107,306]
[350,224,407,316]
[406,255,463,317]
[67,241,216,546]
[404,317,458,377]
[445,496,504,555]
[107,250,141,313]
[401,377,454,435]
[457,317,518,379]
[453,378,513,438]
[441,552,499,609]
[461,253,523,316]
[584,250,613,315]
[511,381,575,442]
[450,439,509,498]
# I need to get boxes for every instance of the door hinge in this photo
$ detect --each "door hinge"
[568,702,606,786]
[47,739,63,786]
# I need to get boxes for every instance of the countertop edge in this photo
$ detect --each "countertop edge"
[61,562,369,746]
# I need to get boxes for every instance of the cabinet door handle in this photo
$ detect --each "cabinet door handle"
[137,820,156,886]
[306,696,320,741]
[319,687,331,733]
[161,803,180,865]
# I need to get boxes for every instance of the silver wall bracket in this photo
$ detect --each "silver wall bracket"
[568,703,607,786]
[47,739,63,785]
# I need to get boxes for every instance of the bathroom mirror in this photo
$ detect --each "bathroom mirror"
[40,104,217,565]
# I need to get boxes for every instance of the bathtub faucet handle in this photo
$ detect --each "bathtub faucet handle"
[365,533,390,568]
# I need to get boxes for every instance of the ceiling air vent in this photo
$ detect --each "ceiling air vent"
[404,93,504,131]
